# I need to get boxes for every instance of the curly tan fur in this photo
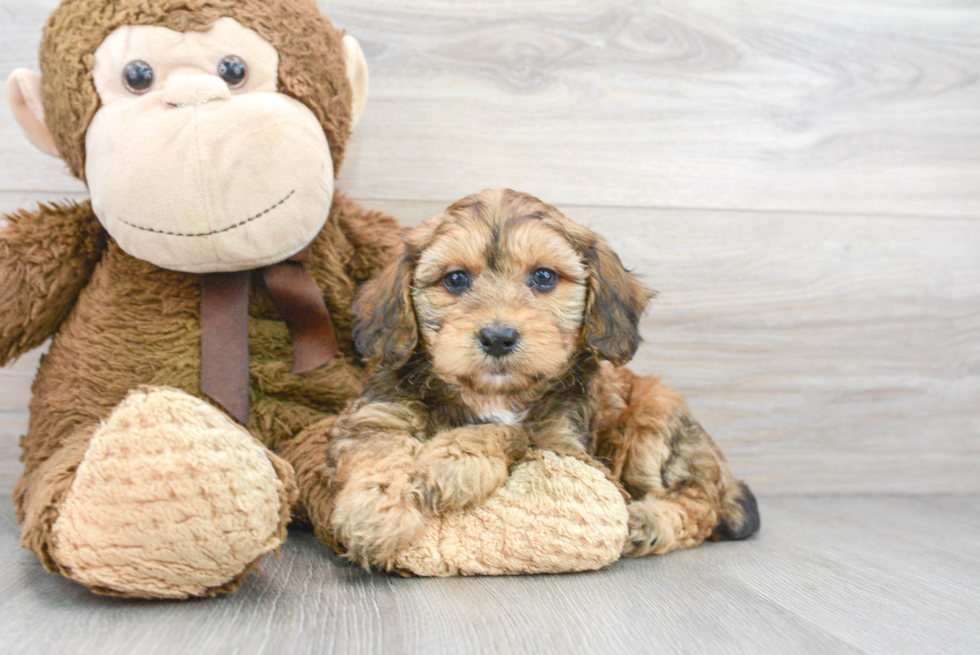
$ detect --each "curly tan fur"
[324,189,759,569]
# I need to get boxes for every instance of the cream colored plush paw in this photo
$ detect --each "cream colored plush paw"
[49,387,292,598]
[392,451,628,576]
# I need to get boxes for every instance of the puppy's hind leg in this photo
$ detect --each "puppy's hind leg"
[594,367,759,557]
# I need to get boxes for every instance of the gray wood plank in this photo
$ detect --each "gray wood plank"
[0,0,87,197]
[1,496,978,655]
[4,1,980,216]
[717,495,980,655]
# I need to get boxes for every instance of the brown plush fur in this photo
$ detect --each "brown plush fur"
[3,193,400,595]
[40,0,353,180]
[0,202,106,362]
[2,1,402,597]
[324,189,759,569]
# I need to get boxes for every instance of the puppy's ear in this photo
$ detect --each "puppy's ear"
[581,236,653,366]
[352,249,419,369]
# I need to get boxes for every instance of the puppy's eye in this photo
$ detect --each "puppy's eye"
[529,268,558,291]
[122,60,154,94]
[443,270,472,294]
[218,55,248,88]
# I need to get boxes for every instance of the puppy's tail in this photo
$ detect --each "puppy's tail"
[712,480,760,541]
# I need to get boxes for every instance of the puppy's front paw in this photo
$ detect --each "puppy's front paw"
[331,457,426,569]
[415,438,510,513]
[622,498,684,557]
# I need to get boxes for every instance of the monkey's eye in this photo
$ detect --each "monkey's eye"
[218,56,248,88]
[529,268,558,291]
[443,270,472,295]
[122,60,154,94]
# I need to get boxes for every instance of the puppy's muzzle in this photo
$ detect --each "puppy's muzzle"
[478,325,520,358]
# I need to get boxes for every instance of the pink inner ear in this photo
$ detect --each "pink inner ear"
[6,71,60,158]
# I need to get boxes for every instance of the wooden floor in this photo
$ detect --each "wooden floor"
[2,0,979,653]
[1,494,978,655]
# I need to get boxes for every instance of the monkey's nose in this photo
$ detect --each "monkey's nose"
[479,326,520,358]
[163,75,232,107]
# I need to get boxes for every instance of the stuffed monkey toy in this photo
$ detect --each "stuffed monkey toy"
[2,0,633,598]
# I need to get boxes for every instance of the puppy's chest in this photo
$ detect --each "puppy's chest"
[475,401,529,426]
[423,395,528,432]
[419,388,593,443]
[455,391,530,425]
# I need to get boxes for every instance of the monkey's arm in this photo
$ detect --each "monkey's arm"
[0,200,106,365]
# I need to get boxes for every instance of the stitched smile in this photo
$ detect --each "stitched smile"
[116,189,296,237]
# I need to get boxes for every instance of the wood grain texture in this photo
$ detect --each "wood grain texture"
[1,495,978,655]
[4,1,980,215]
[0,0,87,197]
[0,348,36,496]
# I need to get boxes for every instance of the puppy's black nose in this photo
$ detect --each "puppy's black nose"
[479,326,520,358]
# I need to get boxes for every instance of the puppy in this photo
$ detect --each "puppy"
[325,188,759,569]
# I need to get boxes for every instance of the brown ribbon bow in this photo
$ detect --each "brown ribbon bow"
[199,245,338,425]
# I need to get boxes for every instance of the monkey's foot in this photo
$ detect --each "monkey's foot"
[392,451,629,576]
[48,387,296,598]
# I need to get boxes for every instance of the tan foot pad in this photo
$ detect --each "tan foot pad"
[393,451,629,576]
[50,387,287,598]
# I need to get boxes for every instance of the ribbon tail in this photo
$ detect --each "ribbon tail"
[262,259,338,374]
[199,271,252,425]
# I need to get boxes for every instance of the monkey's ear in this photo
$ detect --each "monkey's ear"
[581,237,654,366]
[6,69,59,158]
[352,251,419,369]
[341,35,369,129]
